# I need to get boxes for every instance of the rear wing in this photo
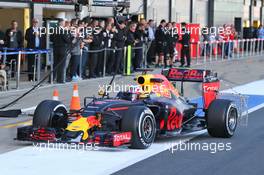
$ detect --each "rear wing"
[162,68,220,110]
[162,68,216,83]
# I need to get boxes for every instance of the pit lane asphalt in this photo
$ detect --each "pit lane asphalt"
[113,108,264,175]
[0,56,264,154]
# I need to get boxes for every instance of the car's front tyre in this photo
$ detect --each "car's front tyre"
[121,106,156,149]
[33,100,68,129]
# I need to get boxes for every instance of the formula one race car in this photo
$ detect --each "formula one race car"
[16,68,239,149]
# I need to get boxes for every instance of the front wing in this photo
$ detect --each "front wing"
[16,126,132,147]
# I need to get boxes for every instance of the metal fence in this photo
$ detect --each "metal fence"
[0,46,146,90]
[0,38,263,90]
[81,46,146,78]
[0,48,51,90]
[187,38,264,65]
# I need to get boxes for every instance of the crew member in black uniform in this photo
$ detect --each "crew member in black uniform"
[169,22,179,67]
[89,24,103,78]
[52,18,73,83]
[155,19,166,68]
[134,23,145,70]
[179,22,191,67]
[126,23,137,72]
[163,22,179,68]
[102,23,115,75]
[114,20,126,74]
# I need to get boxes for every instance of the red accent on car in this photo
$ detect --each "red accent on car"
[87,116,101,126]
[113,132,132,147]
[167,68,211,82]
[203,80,220,109]
[160,108,183,130]
[107,107,129,111]
[167,108,177,130]
[31,128,56,142]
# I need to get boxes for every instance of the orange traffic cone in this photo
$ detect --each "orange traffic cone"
[70,84,81,111]
[52,89,59,101]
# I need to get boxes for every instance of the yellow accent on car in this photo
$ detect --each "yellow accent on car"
[66,117,90,140]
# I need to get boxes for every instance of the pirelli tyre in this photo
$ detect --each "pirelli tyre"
[121,106,156,149]
[33,100,68,129]
[207,99,238,138]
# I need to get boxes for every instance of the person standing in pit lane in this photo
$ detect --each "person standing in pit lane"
[155,19,167,68]
[146,19,156,66]
[171,22,179,65]
[81,21,93,79]
[134,23,146,71]
[52,18,74,83]
[164,22,179,68]
[126,22,137,73]
[4,20,23,78]
[179,22,191,68]
[89,20,103,79]
[70,24,83,82]
[103,23,116,76]
[25,18,43,81]
[114,20,126,74]
[95,20,106,77]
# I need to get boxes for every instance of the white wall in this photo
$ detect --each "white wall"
[214,0,244,26]
[173,0,190,22]
[194,0,208,26]
[146,0,208,25]
[90,6,113,17]
[147,0,169,22]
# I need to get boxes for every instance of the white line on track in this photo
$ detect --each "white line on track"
[0,130,208,175]
[223,79,264,95]
[21,106,36,113]
[247,103,264,114]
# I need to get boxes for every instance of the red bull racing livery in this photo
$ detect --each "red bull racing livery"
[16,68,239,149]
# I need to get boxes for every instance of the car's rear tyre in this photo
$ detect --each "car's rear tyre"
[33,100,68,129]
[121,106,156,149]
[207,99,238,138]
